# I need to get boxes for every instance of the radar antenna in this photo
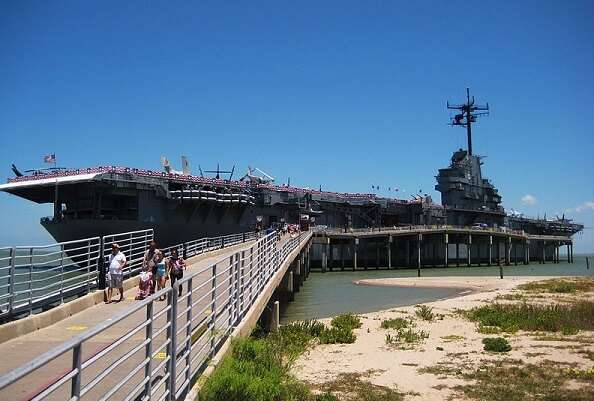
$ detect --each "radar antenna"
[447,88,489,156]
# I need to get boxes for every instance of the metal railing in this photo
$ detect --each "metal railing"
[0,237,101,318]
[313,224,530,237]
[103,230,155,280]
[0,230,310,401]
[1,230,257,321]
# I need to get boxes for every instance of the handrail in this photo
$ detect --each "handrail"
[0,229,311,401]
[0,230,257,321]
[313,225,573,241]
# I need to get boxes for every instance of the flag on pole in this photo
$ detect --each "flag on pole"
[44,154,56,164]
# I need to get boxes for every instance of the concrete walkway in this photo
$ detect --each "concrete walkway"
[0,239,257,400]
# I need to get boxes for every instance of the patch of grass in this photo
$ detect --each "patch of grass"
[464,301,594,333]
[200,320,343,401]
[331,313,362,331]
[199,336,312,401]
[495,293,527,301]
[380,318,410,330]
[482,337,512,353]
[386,328,429,346]
[319,326,356,344]
[315,392,340,401]
[415,305,434,321]
[418,363,463,378]
[478,325,502,334]
[441,334,465,342]
[421,359,594,401]
[518,278,594,294]
[314,372,405,401]
[456,360,594,401]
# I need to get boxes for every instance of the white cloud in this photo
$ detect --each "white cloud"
[567,201,594,213]
[520,194,537,205]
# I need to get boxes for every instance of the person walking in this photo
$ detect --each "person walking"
[154,250,168,300]
[142,240,159,294]
[167,248,186,297]
[106,243,126,303]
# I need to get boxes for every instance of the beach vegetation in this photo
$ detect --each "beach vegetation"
[478,325,502,334]
[457,360,594,401]
[415,305,434,321]
[482,337,511,353]
[331,313,362,331]
[440,334,465,342]
[314,372,406,401]
[315,392,340,401]
[385,328,429,346]
[199,320,342,401]
[319,326,356,344]
[518,278,594,294]
[380,318,410,330]
[464,301,594,333]
[421,359,594,401]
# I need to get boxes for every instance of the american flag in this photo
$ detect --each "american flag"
[43,153,56,164]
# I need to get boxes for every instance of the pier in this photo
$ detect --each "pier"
[310,225,574,271]
[0,229,312,401]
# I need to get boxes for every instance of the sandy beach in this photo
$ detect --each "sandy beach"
[292,276,594,400]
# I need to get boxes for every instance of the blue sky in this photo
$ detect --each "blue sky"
[1,1,593,250]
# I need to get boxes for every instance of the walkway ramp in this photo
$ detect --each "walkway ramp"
[0,230,311,401]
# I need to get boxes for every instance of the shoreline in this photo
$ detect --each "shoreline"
[292,275,594,400]
[353,275,566,292]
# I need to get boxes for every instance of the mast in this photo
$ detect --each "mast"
[447,88,489,156]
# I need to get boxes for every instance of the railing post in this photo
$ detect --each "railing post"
[98,236,106,290]
[185,277,193,386]
[234,252,241,324]
[71,343,82,400]
[168,289,178,401]
[86,240,92,294]
[8,247,16,315]
[144,301,154,400]
[60,244,65,304]
[210,264,217,359]
[249,245,254,308]
[128,234,133,278]
[183,242,188,260]
[28,248,33,315]
[228,255,234,331]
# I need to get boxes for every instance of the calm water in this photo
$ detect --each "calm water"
[280,254,594,323]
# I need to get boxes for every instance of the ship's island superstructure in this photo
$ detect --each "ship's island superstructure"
[0,90,583,246]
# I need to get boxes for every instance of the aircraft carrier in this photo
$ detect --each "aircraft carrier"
[0,90,583,246]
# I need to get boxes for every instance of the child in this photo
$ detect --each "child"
[135,268,153,300]
[155,250,167,300]
[167,248,186,296]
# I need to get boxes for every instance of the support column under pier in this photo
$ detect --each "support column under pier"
[456,242,460,267]
[467,235,472,267]
[353,238,358,271]
[488,235,492,266]
[417,234,422,272]
[328,243,333,272]
[268,300,280,332]
[387,235,392,269]
[444,234,449,267]
[321,240,327,273]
